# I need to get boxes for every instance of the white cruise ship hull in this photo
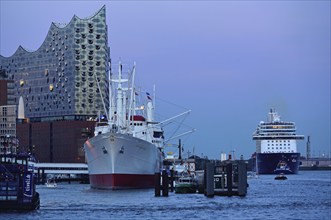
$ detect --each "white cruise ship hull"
[84,132,162,190]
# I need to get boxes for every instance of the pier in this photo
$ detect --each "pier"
[299,158,331,170]
[32,163,89,184]
[203,160,247,197]
[155,159,248,197]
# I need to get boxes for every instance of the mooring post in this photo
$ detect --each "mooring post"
[238,161,247,196]
[205,162,214,197]
[170,169,174,192]
[42,168,45,184]
[226,162,233,196]
[162,169,169,197]
[154,172,161,197]
[37,168,41,184]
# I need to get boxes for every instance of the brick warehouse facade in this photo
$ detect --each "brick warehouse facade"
[16,120,94,163]
[0,6,110,162]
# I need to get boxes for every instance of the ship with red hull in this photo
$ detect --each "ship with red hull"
[84,63,164,189]
[253,109,304,175]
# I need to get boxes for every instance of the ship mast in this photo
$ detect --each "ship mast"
[108,60,113,124]
[127,63,136,131]
[306,135,311,160]
[114,61,128,130]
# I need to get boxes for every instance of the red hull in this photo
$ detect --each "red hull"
[89,173,156,190]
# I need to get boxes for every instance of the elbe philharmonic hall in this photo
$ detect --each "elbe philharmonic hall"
[0,6,110,163]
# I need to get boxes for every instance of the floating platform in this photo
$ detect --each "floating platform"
[0,153,40,210]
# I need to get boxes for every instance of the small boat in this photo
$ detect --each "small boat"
[175,172,197,194]
[247,171,258,179]
[45,178,57,188]
[275,173,287,180]
[0,153,40,210]
[274,160,292,174]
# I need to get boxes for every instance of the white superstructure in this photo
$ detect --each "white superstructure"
[253,109,304,154]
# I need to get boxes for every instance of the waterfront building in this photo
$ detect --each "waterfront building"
[0,105,17,154]
[0,6,110,162]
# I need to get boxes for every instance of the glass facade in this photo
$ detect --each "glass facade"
[0,6,110,121]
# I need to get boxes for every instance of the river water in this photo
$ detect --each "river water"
[1,171,330,219]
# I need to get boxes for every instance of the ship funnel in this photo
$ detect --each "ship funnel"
[268,108,280,122]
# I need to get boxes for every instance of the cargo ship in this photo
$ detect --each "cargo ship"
[83,63,164,189]
[0,153,40,210]
[252,109,304,174]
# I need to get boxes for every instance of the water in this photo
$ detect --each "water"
[1,171,330,219]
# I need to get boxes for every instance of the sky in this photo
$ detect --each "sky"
[0,0,330,160]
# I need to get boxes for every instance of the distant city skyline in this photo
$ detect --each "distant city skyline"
[1,1,330,159]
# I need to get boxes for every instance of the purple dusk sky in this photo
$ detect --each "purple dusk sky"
[0,1,330,159]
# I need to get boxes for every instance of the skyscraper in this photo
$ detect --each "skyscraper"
[0,6,110,162]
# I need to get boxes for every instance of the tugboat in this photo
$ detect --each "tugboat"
[0,153,40,210]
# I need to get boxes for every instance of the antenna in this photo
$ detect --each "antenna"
[306,135,311,160]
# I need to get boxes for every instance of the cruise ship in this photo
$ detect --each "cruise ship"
[83,62,164,189]
[252,109,304,174]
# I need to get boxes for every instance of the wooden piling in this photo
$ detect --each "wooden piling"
[205,163,214,197]
[154,172,161,197]
[226,163,233,196]
[237,161,247,196]
[162,170,169,197]
[170,169,174,192]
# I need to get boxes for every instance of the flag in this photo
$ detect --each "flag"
[147,95,152,100]
[146,92,150,95]
[135,91,139,96]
